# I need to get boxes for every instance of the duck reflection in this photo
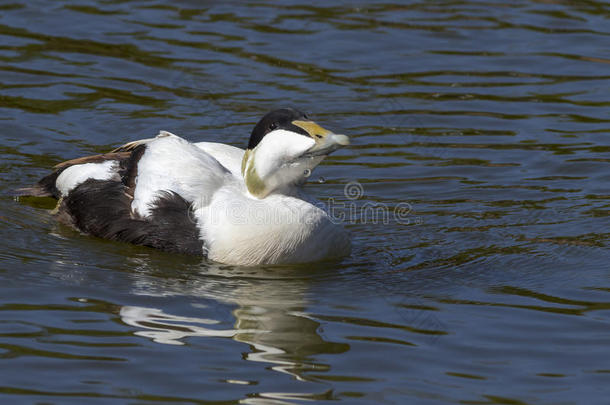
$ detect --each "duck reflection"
[119,260,349,381]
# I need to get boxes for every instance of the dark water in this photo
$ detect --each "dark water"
[1,1,609,403]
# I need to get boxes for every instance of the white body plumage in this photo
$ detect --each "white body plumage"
[136,134,350,265]
[23,108,352,265]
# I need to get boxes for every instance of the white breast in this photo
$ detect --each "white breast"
[197,188,351,265]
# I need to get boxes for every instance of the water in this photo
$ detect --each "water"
[1,1,609,403]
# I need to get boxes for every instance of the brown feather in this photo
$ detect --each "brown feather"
[53,152,131,170]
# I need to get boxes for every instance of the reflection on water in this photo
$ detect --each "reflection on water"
[122,264,348,387]
[120,306,237,344]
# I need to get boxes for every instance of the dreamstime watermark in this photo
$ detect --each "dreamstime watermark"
[186,181,422,227]
[325,181,417,225]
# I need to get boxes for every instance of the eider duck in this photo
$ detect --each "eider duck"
[19,108,351,265]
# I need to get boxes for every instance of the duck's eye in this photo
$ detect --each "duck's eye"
[269,122,278,131]
[315,134,323,139]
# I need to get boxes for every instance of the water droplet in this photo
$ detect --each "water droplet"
[303,169,311,178]
[318,177,326,183]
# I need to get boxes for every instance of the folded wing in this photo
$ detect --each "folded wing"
[17,131,235,256]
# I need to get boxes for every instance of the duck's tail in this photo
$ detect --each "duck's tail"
[14,172,60,198]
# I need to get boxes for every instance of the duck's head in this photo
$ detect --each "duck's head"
[241,108,350,199]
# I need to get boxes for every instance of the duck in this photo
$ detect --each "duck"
[18,108,352,265]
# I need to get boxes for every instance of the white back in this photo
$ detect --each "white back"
[131,133,231,217]
[194,141,245,177]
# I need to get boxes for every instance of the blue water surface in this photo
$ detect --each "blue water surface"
[1,1,609,404]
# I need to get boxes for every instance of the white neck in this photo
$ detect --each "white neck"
[241,130,324,198]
